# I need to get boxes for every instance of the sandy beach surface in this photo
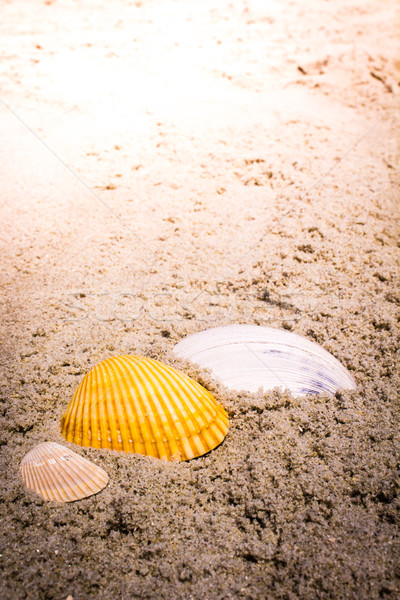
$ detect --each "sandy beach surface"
[1,1,399,598]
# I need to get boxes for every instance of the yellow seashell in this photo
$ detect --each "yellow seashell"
[61,355,228,461]
[20,442,109,502]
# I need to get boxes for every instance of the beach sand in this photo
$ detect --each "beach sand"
[0,1,399,598]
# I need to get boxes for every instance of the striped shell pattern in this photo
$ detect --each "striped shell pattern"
[20,442,109,502]
[61,355,228,461]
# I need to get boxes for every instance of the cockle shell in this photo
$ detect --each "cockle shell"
[20,442,108,502]
[61,355,228,461]
[173,325,356,397]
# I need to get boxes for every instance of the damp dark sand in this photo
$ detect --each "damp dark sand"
[0,1,399,599]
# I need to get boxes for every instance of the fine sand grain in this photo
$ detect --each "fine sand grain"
[0,1,399,599]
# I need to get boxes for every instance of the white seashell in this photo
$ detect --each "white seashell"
[173,325,356,396]
[20,442,109,502]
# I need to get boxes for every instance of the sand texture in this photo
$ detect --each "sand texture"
[0,0,399,598]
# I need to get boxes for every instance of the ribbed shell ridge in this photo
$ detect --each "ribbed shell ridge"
[61,355,228,461]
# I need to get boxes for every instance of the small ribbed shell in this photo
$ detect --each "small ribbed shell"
[61,355,228,461]
[20,442,109,502]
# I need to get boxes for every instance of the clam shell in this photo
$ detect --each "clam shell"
[173,325,356,396]
[20,442,109,502]
[61,355,228,461]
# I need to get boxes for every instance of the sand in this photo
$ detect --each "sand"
[0,0,399,598]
